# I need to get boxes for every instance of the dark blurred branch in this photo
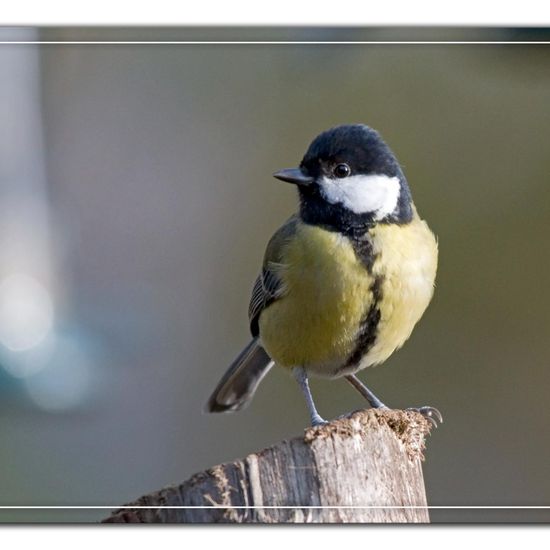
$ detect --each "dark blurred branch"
[103,409,432,523]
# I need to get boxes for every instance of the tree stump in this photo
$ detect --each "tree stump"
[103,408,433,523]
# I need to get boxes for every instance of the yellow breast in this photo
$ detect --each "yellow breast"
[259,223,373,373]
[258,216,437,377]
[361,217,438,369]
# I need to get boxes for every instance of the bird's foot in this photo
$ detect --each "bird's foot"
[334,409,361,421]
[310,414,329,427]
[406,406,443,428]
[333,406,388,422]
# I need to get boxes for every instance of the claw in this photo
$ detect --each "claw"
[406,406,443,428]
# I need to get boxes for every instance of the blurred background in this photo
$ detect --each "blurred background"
[0,26,549,523]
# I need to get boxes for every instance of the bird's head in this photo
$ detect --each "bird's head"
[274,124,413,235]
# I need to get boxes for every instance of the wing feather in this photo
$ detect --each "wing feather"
[248,215,299,336]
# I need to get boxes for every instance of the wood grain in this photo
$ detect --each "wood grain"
[103,408,432,523]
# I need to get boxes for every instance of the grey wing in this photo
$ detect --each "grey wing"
[248,215,299,337]
[248,266,286,337]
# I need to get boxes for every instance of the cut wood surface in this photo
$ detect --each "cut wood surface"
[103,409,433,524]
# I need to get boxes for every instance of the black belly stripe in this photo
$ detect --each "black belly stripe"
[334,231,383,372]
[336,275,384,373]
[349,232,377,272]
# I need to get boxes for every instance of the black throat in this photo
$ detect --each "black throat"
[298,180,413,240]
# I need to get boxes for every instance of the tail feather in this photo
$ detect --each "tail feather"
[205,338,274,413]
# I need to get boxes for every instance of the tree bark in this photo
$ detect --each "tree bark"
[103,408,433,523]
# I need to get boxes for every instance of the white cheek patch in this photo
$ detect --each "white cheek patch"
[319,174,401,219]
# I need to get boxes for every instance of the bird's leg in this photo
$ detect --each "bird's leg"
[292,367,327,426]
[344,374,387,409]
[344,373,443,427]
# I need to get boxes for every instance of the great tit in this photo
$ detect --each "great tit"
[206,124,441,427]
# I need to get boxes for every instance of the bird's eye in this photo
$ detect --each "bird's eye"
[333,163,351,178]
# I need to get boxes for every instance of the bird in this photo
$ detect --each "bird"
[206,124,441,427]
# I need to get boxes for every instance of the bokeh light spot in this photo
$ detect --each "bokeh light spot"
[23,335,92,412]
[0,334,56,379]
[0,274,54,352]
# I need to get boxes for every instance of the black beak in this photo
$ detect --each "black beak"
[273,167,314,186]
